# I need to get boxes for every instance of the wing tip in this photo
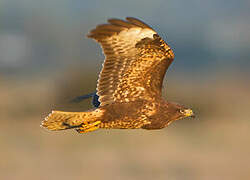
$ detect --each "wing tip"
[125,17,152,29]
[87,17,153,40]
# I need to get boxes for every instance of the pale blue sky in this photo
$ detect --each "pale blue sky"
[0,0,250,75]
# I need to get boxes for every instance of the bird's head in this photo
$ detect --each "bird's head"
[166,102,195,121]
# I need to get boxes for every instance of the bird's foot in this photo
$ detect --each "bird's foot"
[76,121,101,133]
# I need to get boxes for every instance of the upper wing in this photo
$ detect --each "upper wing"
[88,17,174,106]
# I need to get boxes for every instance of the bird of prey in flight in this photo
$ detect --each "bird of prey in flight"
[41,17,194,133]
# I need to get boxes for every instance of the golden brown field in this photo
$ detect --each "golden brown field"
[1,71,249,180]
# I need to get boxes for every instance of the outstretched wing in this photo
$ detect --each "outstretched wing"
[88,17,174,106]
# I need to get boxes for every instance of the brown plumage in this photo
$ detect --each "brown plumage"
[41,17,194,133]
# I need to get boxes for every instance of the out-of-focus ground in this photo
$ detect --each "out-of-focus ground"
[1,72,250,180]
[1,0,250,179]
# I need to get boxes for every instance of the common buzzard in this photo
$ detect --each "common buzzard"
[41,17,194,133]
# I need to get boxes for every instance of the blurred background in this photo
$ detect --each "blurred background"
[1,0,250,179]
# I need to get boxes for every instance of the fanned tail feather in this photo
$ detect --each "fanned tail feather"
[41,110,103,133]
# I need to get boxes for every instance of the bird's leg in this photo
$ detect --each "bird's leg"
[76,121,101,133]
[76,126,99,133]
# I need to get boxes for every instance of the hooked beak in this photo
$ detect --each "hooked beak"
[183,109,195,118]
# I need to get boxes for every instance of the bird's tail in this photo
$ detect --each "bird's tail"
[41,110,103,133]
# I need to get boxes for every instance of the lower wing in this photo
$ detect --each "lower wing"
[71,92,100,108]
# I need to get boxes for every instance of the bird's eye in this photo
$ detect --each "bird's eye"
[179,109,184,114]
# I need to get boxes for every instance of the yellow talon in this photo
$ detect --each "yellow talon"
[84,126,99,132]
[77,126,99,133]
[76,121,101,133]
[90,121,101,126]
